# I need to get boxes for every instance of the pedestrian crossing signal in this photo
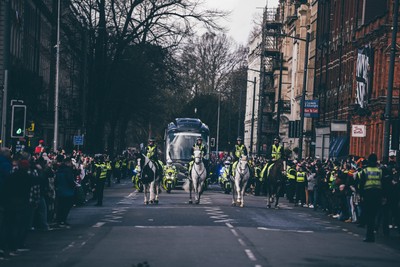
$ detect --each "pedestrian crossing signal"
[11,105,27,138]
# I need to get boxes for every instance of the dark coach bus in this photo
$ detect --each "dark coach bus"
[164,118,210,186]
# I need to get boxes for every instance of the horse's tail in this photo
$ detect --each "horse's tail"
[183,179,190,192]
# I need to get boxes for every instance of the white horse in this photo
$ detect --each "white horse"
[185,149,207,204]
[135,153,161,205]
[231,156,250,207]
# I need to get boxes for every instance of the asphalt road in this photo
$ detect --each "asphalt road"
[2,181,400,267]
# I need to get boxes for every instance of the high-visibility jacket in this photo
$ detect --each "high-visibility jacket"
[363,167,382,190]
[95,163,107,179]
[296,171,306,182]
[287,168,296,180]
[234,144,247,159]
[271,145,282,160]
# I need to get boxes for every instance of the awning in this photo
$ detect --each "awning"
[329,136,348,158]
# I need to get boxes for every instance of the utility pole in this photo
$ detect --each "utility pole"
[383,0,399,164]
[1,0,11,147]
[276,52,284,138]
[54,0,61,152]
[249,77,257,155]
[298,32,310,160]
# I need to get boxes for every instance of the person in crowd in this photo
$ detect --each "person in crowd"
[54,157,76,227]
[0,148,12,257]
[94,155,108,207]
[2,154,40,253]
[360,153,382,242]
[295,164,307,207]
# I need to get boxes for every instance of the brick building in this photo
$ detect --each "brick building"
[314,0,399,160]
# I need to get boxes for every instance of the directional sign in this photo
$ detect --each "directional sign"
[304,100,319,118]
[73,135,84,146]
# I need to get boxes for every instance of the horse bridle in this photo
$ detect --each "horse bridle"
[236,160,249,178]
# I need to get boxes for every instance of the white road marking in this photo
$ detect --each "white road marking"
[92,222,105,228]
[62,242,75,252]
[238,238,247,247]
[225,223,234,228]
[134,226,178,229]
[231,229,239,237]
[258,227,314,233]
[214,219,235,223]
[245,249,257,261]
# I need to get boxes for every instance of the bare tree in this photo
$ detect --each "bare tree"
[68,0,227,153]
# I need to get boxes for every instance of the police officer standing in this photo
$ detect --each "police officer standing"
[360,153,382,242]
[94,155,108,206]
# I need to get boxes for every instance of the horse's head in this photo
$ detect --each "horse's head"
[193,149,203,164]
[238,155,248,171]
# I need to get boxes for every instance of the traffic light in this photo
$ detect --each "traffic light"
[11,105,26,138]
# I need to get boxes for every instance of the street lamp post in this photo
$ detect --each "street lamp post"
[383,0,399,163]
[276,52,284,138]
[249,77,257,155]
[298,32,311,160]
[216,89,221,155]
[53,0,61,152]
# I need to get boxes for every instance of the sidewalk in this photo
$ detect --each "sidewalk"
[285,198,400,251]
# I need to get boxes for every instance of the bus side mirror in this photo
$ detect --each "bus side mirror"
[210,138,215,147]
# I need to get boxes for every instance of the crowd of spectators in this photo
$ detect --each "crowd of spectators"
[0,146,118,258]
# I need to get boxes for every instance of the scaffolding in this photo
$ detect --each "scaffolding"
[257,7,283,155]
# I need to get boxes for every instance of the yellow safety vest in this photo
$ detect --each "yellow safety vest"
[287,168,296,180]
[364,167,381,190]
[272,145,282,160]
[296,171,306,182]
[235,144,246,158]
[95,164,107,179]
[147,145,156,159]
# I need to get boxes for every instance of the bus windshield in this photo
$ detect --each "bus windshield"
[166,132,205,161]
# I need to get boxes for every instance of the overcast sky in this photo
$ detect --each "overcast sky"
[202,0,279,45]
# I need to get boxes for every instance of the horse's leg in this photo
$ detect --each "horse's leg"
[266,182,271,208]
[149,181,154,204]
[144,184,149,205]
[231,181,236,206]
[188,180,193,204]
[275,184,280,208]
[240,181,248,208]
[194,178,200,204]
[154,179,159,204]
[235,178,241,205]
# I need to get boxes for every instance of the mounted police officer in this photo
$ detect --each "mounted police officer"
[188,136,208,176]
[231,137,248,177]
[145,137,163,176]
[271,137,283,161]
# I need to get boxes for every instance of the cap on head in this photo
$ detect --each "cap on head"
[148,137,155,142]
[237,137,242,141]
[197,136,203,141]
[39,140,44,144]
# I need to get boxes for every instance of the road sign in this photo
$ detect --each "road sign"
[73,135,84,146]
[304,100,319,118]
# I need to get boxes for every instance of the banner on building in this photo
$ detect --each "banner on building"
[351,125,366,137]
[355,44,374,109]
[304,100,319,118]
